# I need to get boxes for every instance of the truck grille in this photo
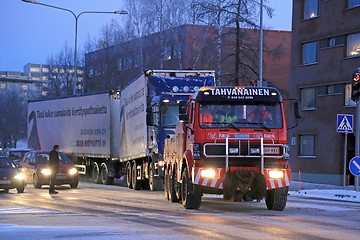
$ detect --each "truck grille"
[203,136,286,159]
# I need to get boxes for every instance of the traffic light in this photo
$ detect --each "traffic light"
[351,71,360,102]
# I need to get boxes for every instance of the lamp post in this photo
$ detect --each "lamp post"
[258,0,264,87]
[22,0,128,95]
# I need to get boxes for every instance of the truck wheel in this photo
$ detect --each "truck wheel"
[33,173,42,189]
[164,168,170,200]
[132,161,142,190]
[126,162,133,189]
[92,162,102,184]
[149,162,163,191]
[181,167,201,209]
[169,170,179,202]
[100,163,114,185]
[265,187,288,211]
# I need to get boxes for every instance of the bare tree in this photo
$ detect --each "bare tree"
[0,90,27,148]
[47,43,75,96]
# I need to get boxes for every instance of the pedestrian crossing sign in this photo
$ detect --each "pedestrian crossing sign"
[337,114,353,133]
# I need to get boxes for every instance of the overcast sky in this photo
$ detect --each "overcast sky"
[0,0,292,72]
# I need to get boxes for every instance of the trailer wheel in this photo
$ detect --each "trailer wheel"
[181,167,201,209]
[169,170,179,202]
[92,162,102,184]
[132,161,142,190]
[265,187,288,211]
[33,173,42,189]
[126,162,133,189]
[164,168,170,200]
[149,162,162,191]
[100,163,114,185]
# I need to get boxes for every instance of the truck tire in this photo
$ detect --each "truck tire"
[132,161,142,190]
[265,187,288,211]
[92,162,102,184]
[100,163,114,185]
[169,170,179,202]
[126,162,133,189]
[164,168,170,200]
[149,162,163,191]
[33,173,42,189]
[181,167,201,209]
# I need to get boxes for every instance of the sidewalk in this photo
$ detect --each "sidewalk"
[289,181,360,203]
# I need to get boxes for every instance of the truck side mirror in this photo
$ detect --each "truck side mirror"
[179,114,189,122]
[146,113,154,126]
[179,101,187,114]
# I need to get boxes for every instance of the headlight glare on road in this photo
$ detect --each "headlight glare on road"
[41,168,51,176]
[69,167,78,175]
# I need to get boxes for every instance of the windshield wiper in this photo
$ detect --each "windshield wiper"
[212,121,240,131]
[233,120,271,132]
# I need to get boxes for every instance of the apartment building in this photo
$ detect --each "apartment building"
[289,0,360,185]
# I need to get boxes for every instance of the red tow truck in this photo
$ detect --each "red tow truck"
[163,86,291,211]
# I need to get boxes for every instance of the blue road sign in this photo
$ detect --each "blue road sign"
[349,157,360,176]
[337,114,353,133]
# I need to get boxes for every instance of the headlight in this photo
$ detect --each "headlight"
[268,170,284,179]
[200,168,218,179]
[69,168,78,175]
[157,160,164,168]
[14,173,25,181]
[40,168,51,176]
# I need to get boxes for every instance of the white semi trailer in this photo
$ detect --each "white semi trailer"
[27,70,215,190]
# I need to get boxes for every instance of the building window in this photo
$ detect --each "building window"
[329,38,336,47]
[347,32,360,57]
[300,134,316,157]
[302,41,318,65]
[317,84,343,96]
[30,67,40,73]
[304,0,319,19]
[345,83,357,106]
[301,87,316,110]
[349,0,360,8]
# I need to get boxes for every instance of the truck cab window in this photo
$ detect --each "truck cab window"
[199,103,282,129]
[161,104,179,127]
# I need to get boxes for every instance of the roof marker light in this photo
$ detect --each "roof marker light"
[172,86,179,93]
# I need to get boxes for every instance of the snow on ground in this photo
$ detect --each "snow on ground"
[289,181,360,203]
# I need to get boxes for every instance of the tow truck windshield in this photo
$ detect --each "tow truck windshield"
[199,103,283,129]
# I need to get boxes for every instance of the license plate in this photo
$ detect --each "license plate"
[0,180,11,184]
[264,147,280,155]
[56,176,67,180]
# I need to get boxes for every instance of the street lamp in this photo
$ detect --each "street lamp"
[258,0,264,87]
[22,0,128,95]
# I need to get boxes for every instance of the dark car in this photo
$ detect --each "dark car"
[0,156,26,193]
[19,150,79,189]
[2,148,32,165]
